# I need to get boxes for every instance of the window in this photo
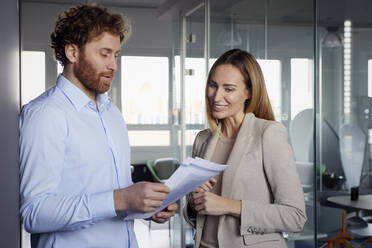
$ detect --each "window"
[175,56,205,124]
[57,62,63,76]
[178,129,201,146]
[21,51,46,248]
[121,56,169,125]
[128,130,170,146]
[257,59,282,120]
[174,56,217,125]
[291,58,313,119]
[21,51,46,106]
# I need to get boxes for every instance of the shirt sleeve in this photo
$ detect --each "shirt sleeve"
[240,122,307,235]
[19,104,117,234]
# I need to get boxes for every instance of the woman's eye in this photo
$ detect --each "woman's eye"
[208,82,217,88]
[226,88,234,92]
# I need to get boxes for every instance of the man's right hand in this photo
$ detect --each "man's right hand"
[114,182,170,213]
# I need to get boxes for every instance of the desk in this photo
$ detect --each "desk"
[326,195,372,248]
[328,195,372,211]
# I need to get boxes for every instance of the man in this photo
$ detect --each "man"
[19,3,177,248]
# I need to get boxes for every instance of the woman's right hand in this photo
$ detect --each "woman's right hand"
[194,178,217,193]
[189,178,217,210]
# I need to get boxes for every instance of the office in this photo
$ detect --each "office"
[2,0,372,247]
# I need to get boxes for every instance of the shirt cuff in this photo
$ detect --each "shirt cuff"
[90,191,117,220]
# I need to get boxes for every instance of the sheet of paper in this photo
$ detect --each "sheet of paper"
[124,157,228,220]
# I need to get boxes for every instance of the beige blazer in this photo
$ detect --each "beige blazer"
[184,113,307,248]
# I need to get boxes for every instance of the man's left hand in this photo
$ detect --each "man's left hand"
[151,202,178,223]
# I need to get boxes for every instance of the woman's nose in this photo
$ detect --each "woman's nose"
[214,88,224,101]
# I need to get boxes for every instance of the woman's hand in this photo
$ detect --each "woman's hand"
[195,178,217,192]
[192,190,241,217]
[151,202,178,223]
[189,178,217,210]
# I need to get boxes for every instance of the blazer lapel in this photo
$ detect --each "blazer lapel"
[221,113,255,197]
[217,114,256,242]
[202,131,219,161]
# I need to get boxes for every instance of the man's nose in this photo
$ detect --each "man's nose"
[108,57,118,72]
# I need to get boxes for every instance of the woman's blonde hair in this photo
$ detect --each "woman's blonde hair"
[205,49,275,132]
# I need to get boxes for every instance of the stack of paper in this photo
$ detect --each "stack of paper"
[125,157,228,220]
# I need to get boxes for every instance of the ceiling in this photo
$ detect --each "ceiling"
[21,0,372,27]
[21,0,167,8]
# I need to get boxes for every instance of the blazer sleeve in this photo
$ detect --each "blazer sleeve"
[240,122,307,235]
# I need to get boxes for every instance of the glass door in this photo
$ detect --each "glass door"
[316,1,372,247]
[177,1,207,247]
[209,0,315,247]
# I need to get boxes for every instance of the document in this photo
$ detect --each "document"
[124,157,228,220]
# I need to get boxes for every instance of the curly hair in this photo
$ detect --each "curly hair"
[51,3,131,66]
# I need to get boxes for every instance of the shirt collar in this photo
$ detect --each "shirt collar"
[56,74,112,111]
[96,92,112,111]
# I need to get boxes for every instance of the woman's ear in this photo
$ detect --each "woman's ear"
[64,44,79,64]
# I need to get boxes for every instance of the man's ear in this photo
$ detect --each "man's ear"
[65,44,79,64]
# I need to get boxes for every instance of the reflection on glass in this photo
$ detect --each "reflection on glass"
[291,58,313,119]
[121,56,169,124]
[21,51,46,106]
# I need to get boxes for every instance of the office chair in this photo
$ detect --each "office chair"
[145,158,180,237]
[146,158,179,183]
[146,159,162,183]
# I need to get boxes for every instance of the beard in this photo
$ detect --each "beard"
[74,52,114,94]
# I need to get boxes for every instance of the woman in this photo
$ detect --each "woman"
[184,49,306,248]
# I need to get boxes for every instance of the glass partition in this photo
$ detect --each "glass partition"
[316,1,372,247]
[209,0,315,247]
[19,0,372,247]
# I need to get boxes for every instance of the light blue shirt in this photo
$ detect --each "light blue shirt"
[19,75,138,248]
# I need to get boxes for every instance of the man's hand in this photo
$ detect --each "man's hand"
[151,202,178,223]
[114,182,170,213]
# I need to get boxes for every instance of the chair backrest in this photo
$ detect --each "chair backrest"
[146,160,162,183]
[289,109,314,163]
[154,157,179,180]
[339,123,366,188]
